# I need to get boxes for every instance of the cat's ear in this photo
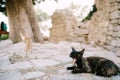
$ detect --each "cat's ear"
[79,49,85,56]
[71,47,76,52]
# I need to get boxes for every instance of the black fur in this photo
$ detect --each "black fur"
[67,48,120,77]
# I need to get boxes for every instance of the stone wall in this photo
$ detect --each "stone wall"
[50,0,120,52]
[86,0,120,52]
[109,0,120,52]
[50,9,77,42]
[86,0,110,45]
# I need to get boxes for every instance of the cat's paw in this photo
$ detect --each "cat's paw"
[71,69,82,74]
[67,66,75,70]
[67,67,70,70]
[71,70,77,74]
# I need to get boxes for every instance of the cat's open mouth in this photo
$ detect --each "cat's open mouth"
[72,58,76,64]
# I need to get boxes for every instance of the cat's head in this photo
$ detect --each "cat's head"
[70,47,85,63]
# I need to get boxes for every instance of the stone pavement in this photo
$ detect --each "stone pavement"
[0,40,120,80]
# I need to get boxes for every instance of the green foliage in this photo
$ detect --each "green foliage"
[0,34,9,40]
[37,12,49,22]
[0,0,57,15]
[82,4,97,22]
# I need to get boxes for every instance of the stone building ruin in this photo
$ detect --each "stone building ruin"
[50,0,120,53]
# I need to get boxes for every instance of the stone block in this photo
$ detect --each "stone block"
[116,50,120,57]
[118,3,120,9]
[117,39,120,47]
[108,25,113,31]
[68,36,86,43]
[110,6,118,12]
[105,40,111,45]
[113,26,119,32]
[112,32,118,37]
[116,0,120,2]
[98,21,109,27]
[107,31,113,36]
[0,71,22,80]
[118,31,120,37]
[106,36,112,41]
[111,19,118,24]
[74,29,89,35]
[110,11,120,19]
[53,55,72,63]
[111,40,117,46]
[0,57,11,68]
[110,0,115,3]
[1,61,32,70]
[23,71,45,79]
[118,19,120,24]
[117,26,120,31]
[31,59,60,68]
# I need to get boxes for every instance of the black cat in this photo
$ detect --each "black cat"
[67,48,120,77]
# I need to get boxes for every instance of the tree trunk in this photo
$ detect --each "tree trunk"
[6,0,43,43]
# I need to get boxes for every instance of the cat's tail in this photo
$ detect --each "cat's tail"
[118,67,120,76]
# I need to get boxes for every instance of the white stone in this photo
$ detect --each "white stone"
[74,29,89,35]
[117,39,120,47]
[111,19,118,24]
[116,50,120,56]
[31,59,60,67]
[23,71,45,79]
[53,55,72,63]
[0,57,11,68]
[119,19,120,24]
[0,71,23,80]
[98,21,109,27]
[118,31,120,37]
[108,25,113,31]
[117,26,120,31]
[111,40,117,46]
[113,26,120,32]
[110,0,115,3]
[118,3,120,9]
[106,36,112,41]
[107,31,113,35]
[112,32,118,37]
[1,61,32,70]
[116,0,120,2]
[110,11,120,19]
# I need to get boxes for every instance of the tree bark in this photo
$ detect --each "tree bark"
[6,0,43,43]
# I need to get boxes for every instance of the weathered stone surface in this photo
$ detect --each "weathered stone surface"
[116,0,120,2]
[111,19,118,24]
[1,61,32,70]
[53,55,72,63]
[110,0,115,3]
[23,71,45,79]
[118,19,120,24]
[106,36,112,41]
[110,11,120,19]
[74,29,89,35]
[0,71,23,80]
[0,57,11,69]
[113,26,120,32]
[118,31,120,37]
[118,3,120,9]
[111,40,117,46]
[116,39,120,47]
[112,32,118,37]
[31,59,60,67]
[116,50,120,56]
[50,9,77,42]
[34,0,120,52]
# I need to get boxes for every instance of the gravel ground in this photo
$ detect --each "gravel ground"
[0,40,120,80]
